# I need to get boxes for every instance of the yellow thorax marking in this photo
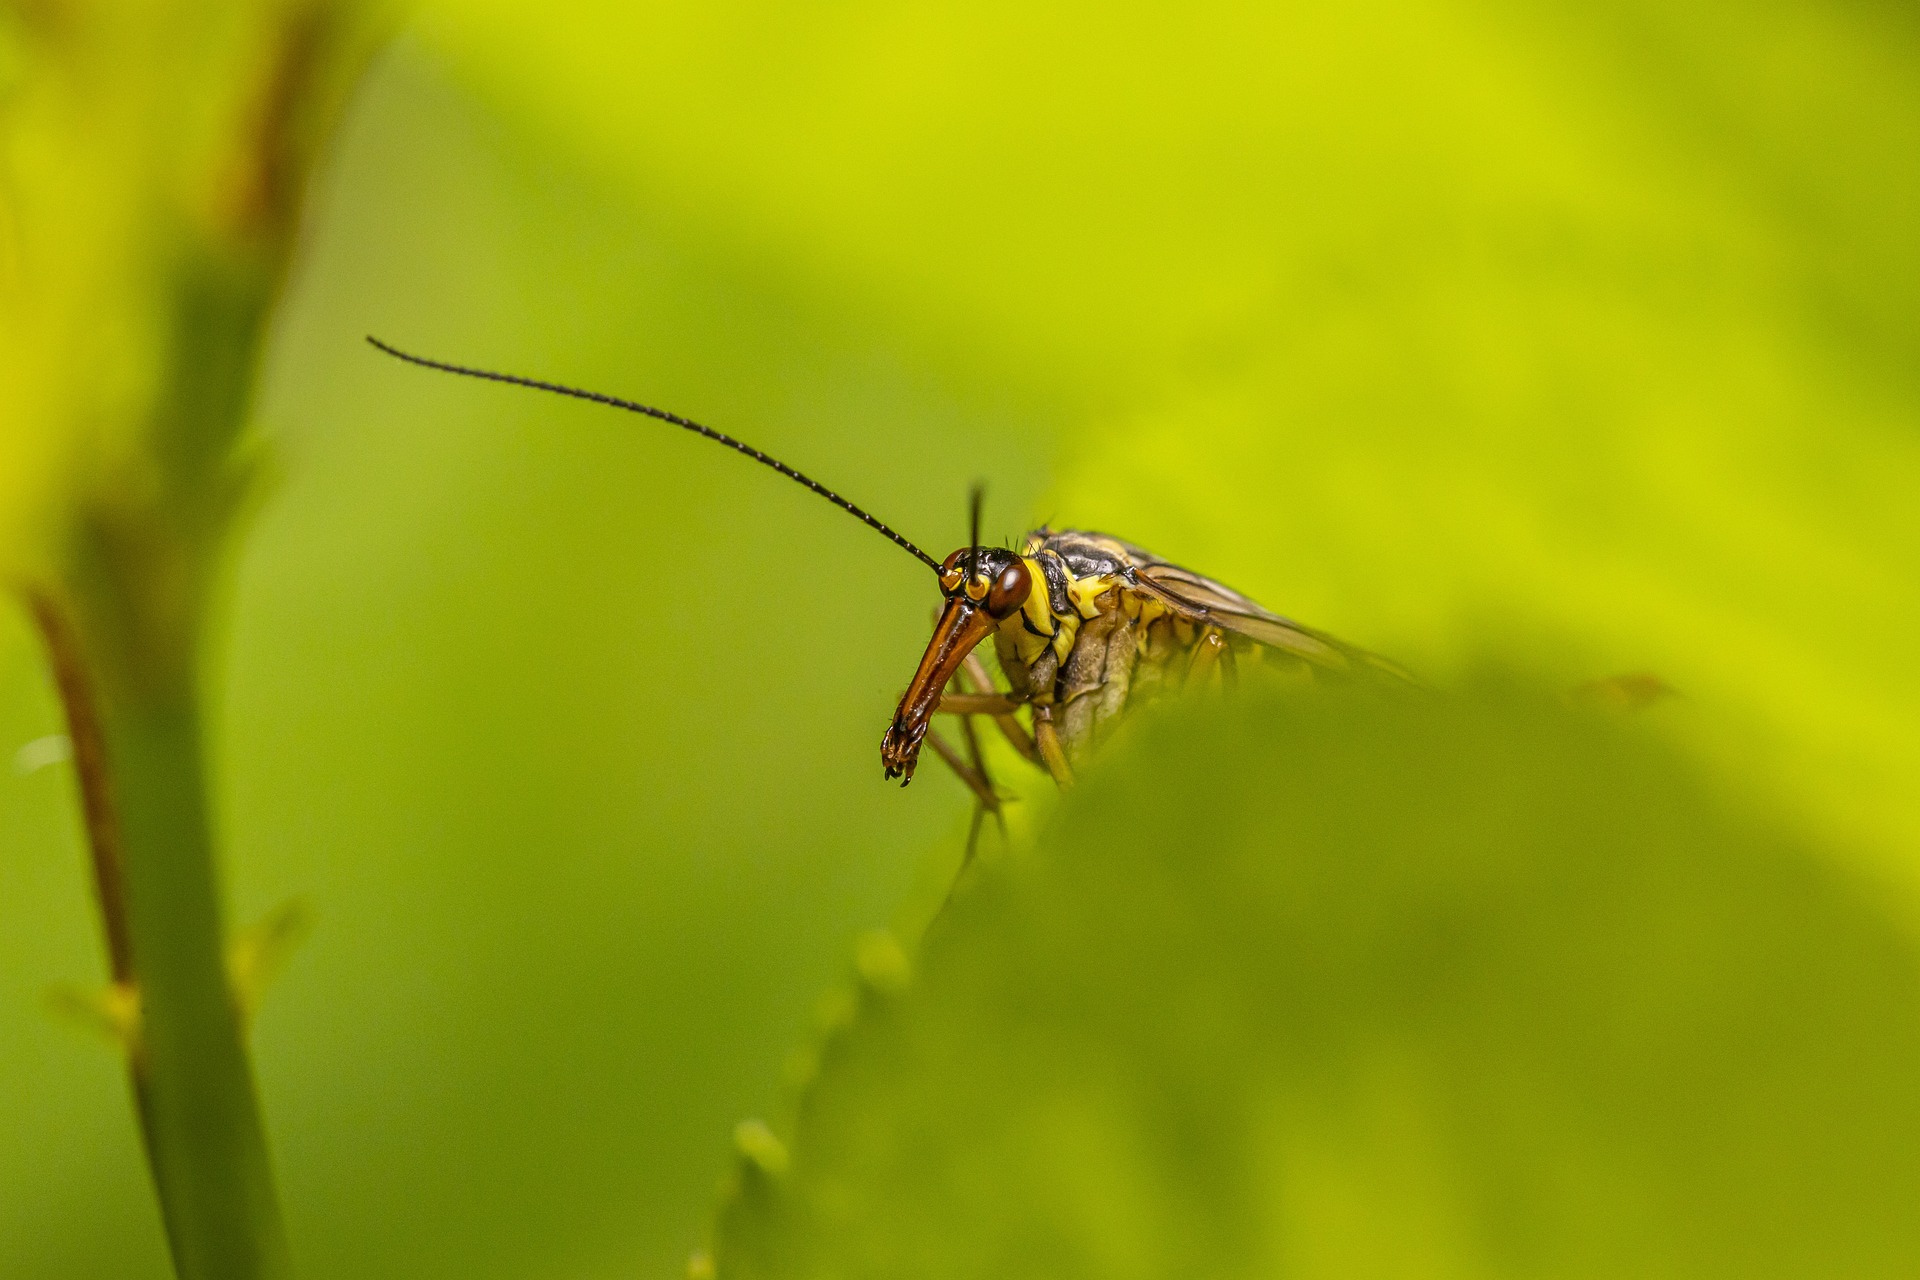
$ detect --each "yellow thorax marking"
[1049,612,1079,665]
[1051,567,1117,665]
[1066,572,1113,619]
[1017,562,1055,635]
[1119,588,1170,632]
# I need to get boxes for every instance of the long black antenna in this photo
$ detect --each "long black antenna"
[367,336,943,574]
[966,483,984,582]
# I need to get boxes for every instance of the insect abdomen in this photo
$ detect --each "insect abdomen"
[1056,602,1139,757]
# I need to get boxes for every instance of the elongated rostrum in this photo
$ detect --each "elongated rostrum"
[369,338,1405,800]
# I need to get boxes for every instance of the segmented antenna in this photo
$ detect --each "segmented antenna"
[966,483,984,582]
[367,337,943,574]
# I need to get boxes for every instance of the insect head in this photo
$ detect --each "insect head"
[880,543,1031,784]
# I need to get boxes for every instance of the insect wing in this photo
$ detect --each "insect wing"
[1130,560,1411,682]
[1128,564,1344,666]
[1031,529,1414,683]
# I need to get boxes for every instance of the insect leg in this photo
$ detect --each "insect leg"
[937,692,1023,715]
[924,725,1001,816]
[1187,630,1228,687]
[961,652,1002,694]
[927,686,1003,870]
[962,804,987,874]
[937,799,989,915]
[1030,704,1075,788]
[955,701,1008,851]
[960,652,1041,766]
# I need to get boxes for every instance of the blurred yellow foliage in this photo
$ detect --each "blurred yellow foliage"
[0,0,380,584]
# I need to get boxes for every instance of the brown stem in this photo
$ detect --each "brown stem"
[24,587,134,986]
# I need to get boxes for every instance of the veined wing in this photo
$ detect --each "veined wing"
[1120,547,1412,683]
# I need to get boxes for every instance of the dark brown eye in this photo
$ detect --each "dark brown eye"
[985,558,1032,618]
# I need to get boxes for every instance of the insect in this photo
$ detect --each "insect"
[369,338,1406,836]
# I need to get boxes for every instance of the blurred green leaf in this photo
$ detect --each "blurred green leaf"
[714,683,1920,1278]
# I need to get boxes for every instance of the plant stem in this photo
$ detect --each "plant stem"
[7,6,387,1271]
[116,698,290,1280]
[28,593,133,986]
[32,594,289,1280]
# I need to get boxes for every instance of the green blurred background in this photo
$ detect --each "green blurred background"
[2,1,1916,1276]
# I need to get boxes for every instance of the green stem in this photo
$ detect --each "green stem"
[118,700,289,1280]
[34,596,289,1280]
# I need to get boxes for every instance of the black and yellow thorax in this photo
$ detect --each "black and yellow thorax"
[993,529,1216,715]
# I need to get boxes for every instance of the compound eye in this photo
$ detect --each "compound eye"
[985,558,1032,619]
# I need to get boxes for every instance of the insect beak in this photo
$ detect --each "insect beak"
[881,594,997,784]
